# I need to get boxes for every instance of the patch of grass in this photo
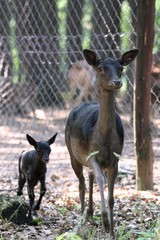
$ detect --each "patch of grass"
[0,194,29,225]
[86,151,99,162]
[115,221,158,240]
[136,231,156,240]
[0,235,4,240]
[116,224,132,240]
[31,217,42,226]
[115,195,160,240]
[56,232,82,240]
[86,227,97,240]
[57,206,69,215]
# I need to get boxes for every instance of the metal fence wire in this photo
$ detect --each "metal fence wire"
[0,1,159,176]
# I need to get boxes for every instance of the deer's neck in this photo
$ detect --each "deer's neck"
[97,88,116,136]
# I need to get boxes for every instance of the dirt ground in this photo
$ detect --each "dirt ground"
[0,108,159,239]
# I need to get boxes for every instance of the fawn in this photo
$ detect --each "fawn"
[17,133,57,219]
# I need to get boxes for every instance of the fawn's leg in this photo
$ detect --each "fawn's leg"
[17,174,26,195]
[33,176,46,211]
[27,179,35,219]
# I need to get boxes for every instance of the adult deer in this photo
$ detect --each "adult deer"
[65,48,139,238]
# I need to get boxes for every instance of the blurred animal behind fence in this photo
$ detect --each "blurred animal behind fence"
[0,77,36,116]
[150,52,160,118]
[67,60,98,105]
[151,83,160,105]
[151,52,160,106]
[17,133,57,219]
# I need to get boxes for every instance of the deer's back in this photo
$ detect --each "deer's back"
[20,150,46,178]
[65,102,124,166]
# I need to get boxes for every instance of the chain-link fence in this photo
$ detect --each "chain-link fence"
[0,1,160,179]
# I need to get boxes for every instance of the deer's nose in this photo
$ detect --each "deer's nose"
[43,157,49,163]
[108,79,122,89]
[114,80,122,88]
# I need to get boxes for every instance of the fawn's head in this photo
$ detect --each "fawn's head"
[83,49,139,91]
[26,133,57,163]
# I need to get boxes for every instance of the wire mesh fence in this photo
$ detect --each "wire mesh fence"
[0,0,159,178]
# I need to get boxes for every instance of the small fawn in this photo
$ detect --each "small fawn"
[17,133,57,219]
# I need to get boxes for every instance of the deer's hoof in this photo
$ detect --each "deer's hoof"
[28,211,33,220]
[86,208,93,217]
[33,204,40,211]
[102,211,110,233]
[32,210,38,216]
[17,190,23,196]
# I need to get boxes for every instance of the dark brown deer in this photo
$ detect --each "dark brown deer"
[17,133,57,219]
[65,49,139,238]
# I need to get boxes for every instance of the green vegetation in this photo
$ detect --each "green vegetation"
[0,195,29,224]
[55,192,159,240]
[120,1,132,52]
[154,0,160,53]
[9,17,20,84]
[56,232,82,240]
[86,151,99,162]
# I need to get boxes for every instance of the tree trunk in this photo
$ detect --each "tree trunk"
[134,0,155,190]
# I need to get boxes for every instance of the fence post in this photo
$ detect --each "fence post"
[134,0,155,190]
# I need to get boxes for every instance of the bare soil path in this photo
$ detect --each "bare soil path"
[0,108,159,239]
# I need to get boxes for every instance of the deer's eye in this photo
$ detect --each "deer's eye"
[120,67,124,72]
[37,149,42,155]
[97,67,103,73]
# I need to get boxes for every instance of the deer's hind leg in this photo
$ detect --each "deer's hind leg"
[17,173,26,196]
[71,157,86,214]
[87,170,94,216]
[107,165,118,238]
[33,176,46,211]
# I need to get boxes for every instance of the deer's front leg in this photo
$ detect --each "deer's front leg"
[90,159,109,233]
[27,179,35,219]
[87,170,94,217]
[33,176,46,211]
[107,165,118,239]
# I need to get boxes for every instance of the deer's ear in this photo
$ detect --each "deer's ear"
[119,49,139,66]
[83,49,98,66]
[47,133,57,145]
[26,134,37,148]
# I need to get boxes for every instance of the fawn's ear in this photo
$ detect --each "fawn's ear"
[47,133,57,145]
[119,49,139,66]
[26,134,37,148]
[83,49,98,66]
